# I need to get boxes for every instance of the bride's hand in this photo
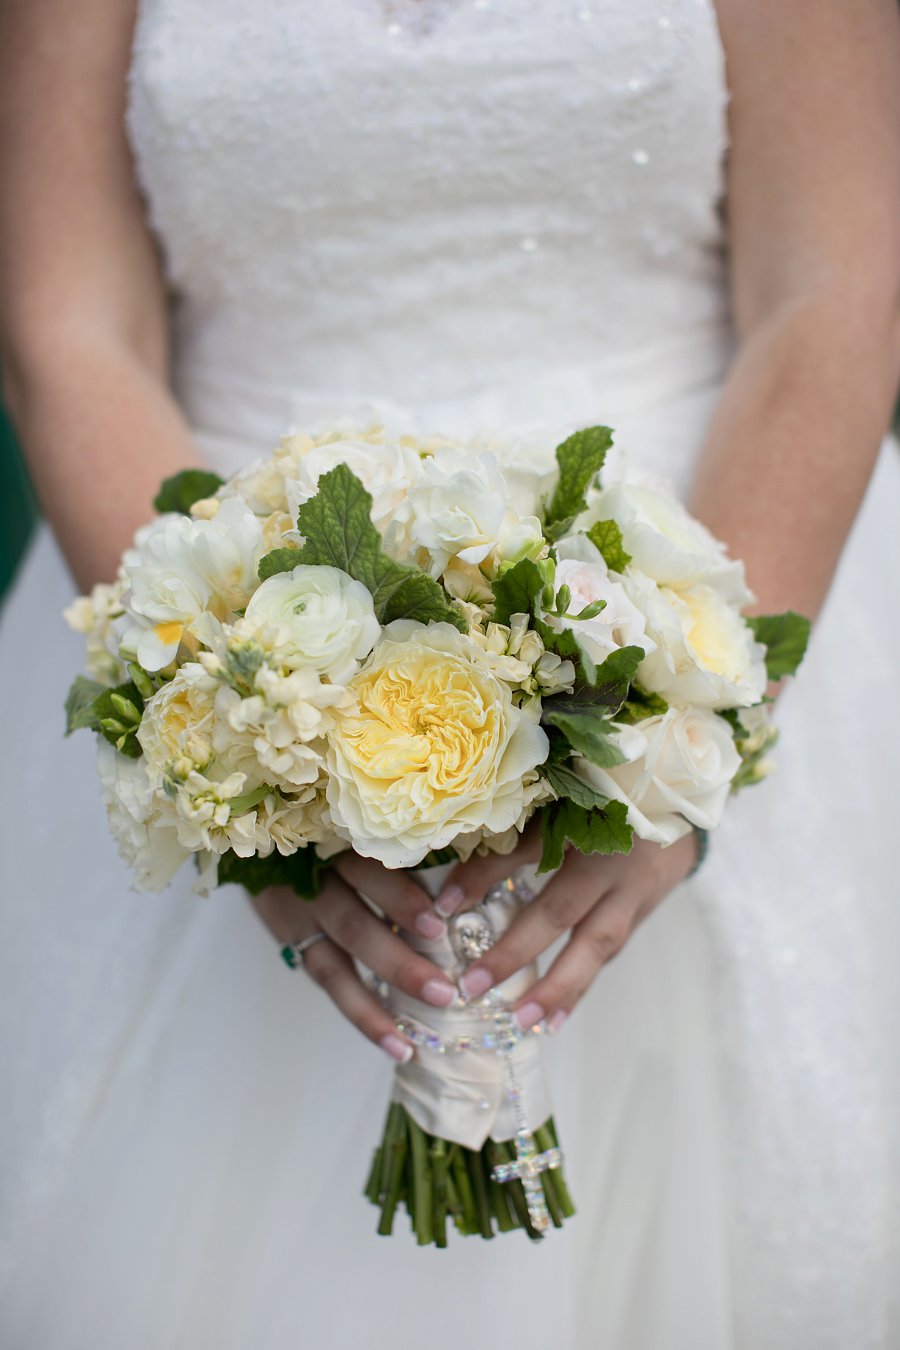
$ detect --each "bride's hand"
[251,856,458,1063]
[433,827,700,1033]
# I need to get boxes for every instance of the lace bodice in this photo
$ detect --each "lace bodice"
[127,0,731,447]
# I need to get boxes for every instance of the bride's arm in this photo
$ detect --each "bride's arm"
[691,0,900,622]
[441,0,900,1025]
[0,0,450,1060]
[0,0,198,592]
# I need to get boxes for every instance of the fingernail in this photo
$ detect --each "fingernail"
[459,967,492,1001]
[435,884,465,918]
[422,978,457,1008]
[514,1001,545,1032]
[380,1033,413,1064]
[415,910,447,940]
[547,1010,568,1036]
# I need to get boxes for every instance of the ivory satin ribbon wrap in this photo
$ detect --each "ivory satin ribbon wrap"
[386,863,553,1152]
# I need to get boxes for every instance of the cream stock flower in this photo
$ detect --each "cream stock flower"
[325,621,549,867]
[577,707,741,846]
[64,579,128,685]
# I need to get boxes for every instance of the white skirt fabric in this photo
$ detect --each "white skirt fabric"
[1,374,899,1349]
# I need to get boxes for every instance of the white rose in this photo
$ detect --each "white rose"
[625,571,767,710]
[577,707,740,846]
[468,429,559,518]
[539,535,654,670]
[242,565,379,682]
[325,621,549,868]
[97,740,192,891]
[586,479,751,604]
[284,436,424,557]
[409,450,543,577]
[122,497,265,671]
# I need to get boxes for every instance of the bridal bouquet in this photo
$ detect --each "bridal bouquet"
[64,416,808,1244]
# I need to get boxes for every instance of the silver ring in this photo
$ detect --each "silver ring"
[280,932,329,970]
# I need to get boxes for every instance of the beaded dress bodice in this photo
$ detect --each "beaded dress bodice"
[127,0,731,456]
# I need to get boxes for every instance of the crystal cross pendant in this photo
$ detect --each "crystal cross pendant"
[491,1127,563,1234]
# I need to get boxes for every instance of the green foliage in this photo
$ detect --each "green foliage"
[153,469,224,515]
[542,706,626,767]
[586,519,632,573]
[257,546,302,581]
[217,845,327,900]
[543,426,613,540]
[491,558,545,626]
[260,465,464,630]
[618,687,669,724]
[64,675,106,734]
[93,680,146,757]
[538,798,633,873]
[544,763,614,810]
[746,611,811,681]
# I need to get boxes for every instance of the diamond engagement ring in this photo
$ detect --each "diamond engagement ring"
[280,932,329,969]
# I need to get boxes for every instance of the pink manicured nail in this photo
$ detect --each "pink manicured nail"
[380,1034,413,1064]
[435,884,465,918]
[422,978,457,1008]
[415,910,447,940]
[515,1001,545,1032]
[459,967,492,1001]
[547,1010,568,1036]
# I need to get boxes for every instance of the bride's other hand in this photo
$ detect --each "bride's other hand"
[249,857,458,1063]
[434,829,698,1031]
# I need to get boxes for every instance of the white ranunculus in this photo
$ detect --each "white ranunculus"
[97,740,192,891]
[624,571,767,710]
[122,497,265,671]
[408,450,544,578]
[577,707,741,846]
[242,565,379,682]
[539,535,654,669]
[325,621,549,868]
[585,479,751,604]
[284,437,424,556]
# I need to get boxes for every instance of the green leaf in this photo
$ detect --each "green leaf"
[544,763,614,810]
[264,465,465,630]
[217,845,327,900]
[618,687,669,724]
[92,680,146,757]
[747,611,811,681]
[257,546,302,582]
[64,675,105,734]
[538,798,633,873]
[590,644,644,705]
[542,706,627,767]
[153,469,224,515]
[491,558,545,626]
[586,519,632,572]
[544,426,613,539]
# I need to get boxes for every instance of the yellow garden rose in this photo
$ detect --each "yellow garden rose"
[325,622,549,867]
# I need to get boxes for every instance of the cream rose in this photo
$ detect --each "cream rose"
[625,572,767,710]
[576,707,740,846]
[242,565,379,682]
[585,479,751,604]
[325,621,549,867]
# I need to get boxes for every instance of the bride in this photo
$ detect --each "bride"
[1,2,899,1346]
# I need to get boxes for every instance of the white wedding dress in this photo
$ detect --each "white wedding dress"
[2,3,899,1347]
